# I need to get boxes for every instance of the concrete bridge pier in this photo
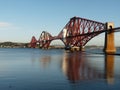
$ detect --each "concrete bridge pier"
[104,22,116,54]
[70,46,85,51]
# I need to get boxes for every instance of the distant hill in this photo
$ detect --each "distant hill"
[0,42,29,48]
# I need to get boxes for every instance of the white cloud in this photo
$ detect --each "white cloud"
[0,22,19,31]
[0,22,12,27]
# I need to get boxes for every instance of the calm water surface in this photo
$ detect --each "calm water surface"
[0,48,120,90]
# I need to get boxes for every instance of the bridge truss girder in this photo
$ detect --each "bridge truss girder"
[30,16,106,49]
[38,31,53,48]
[58,17,105,47]
[30,36,37,48]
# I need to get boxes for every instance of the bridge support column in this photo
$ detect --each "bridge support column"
[70,46,85,51]
[80,46,85,51]
[104,22,116,54]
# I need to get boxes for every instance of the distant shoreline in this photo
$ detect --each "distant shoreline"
[0,42,29,48]
[0,41,120,49]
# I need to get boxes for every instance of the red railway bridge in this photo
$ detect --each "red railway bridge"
[30,16,120,54]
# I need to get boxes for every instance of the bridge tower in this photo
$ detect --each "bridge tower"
[30,36,37,48]
[104,22,116,54]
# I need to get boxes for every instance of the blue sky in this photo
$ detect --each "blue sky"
[0,0,120,46]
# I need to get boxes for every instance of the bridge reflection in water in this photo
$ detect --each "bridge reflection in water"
[105,55,114,84]
[62,51,115,84]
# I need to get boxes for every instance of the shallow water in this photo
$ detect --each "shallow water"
[0,48,120,90]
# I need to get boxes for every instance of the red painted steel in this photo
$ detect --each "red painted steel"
[58,16,105,47]
[30,36,37,48]
[38,31,53,48]
[30,16,105,48]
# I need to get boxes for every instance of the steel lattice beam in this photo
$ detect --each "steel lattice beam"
[38,31,53,48]
[30,36,37,48]
[30,16,107,48]
[58,16,105,47]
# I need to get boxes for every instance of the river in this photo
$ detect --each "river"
[0,48,120,90]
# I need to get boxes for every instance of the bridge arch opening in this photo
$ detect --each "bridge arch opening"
[50,39,65,49]
[86,33,105,46]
